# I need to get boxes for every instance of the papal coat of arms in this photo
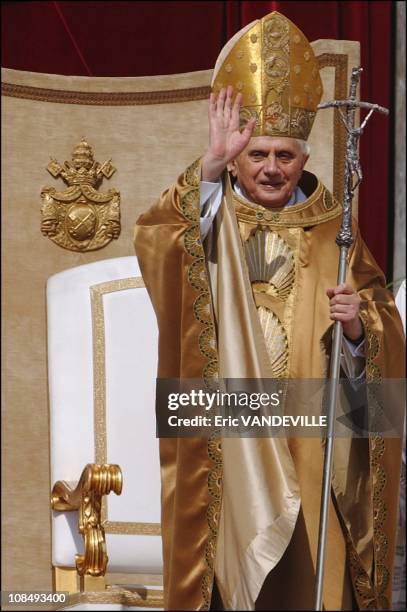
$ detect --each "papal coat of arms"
[41,139,121,251]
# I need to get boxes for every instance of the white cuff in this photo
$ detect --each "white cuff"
[200,181,220,208]
[199,180,222,239]
[341,337,366,380]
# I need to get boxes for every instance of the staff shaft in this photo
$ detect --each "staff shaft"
[313,247,348,611]
[313,65,381,610]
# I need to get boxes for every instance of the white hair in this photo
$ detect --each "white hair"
[296,139,311,156]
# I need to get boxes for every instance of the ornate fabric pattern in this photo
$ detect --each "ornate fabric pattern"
[212,12,323,140]
[243,228,296,377]
[181,159,223,610]
[342,309,393,611]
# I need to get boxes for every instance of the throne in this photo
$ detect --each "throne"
[48,256,163,609]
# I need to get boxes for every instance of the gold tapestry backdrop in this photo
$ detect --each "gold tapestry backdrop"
[1,39,358,594]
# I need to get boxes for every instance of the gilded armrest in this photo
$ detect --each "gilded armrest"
[51,463,122,576]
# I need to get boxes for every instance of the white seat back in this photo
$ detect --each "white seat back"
[48,256,162,573]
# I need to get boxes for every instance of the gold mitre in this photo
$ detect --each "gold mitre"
[211,11,323,141]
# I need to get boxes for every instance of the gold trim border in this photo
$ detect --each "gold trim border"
[90,276,161,536]
[1,50,346,120]
[106,521,161,536]
[180,160,222,610]
[56,587,164,609]
[1,82,210,105]
[344,314,390,610]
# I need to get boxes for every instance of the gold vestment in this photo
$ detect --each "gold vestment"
[134,159,404,611]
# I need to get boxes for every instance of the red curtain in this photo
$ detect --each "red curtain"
[1,1,394,275]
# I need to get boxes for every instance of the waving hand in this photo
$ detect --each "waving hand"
[202,86,256,182]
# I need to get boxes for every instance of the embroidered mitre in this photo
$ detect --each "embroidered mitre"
[211,11,323,141]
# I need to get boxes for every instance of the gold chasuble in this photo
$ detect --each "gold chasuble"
[134,11,404,612]
[134,161,404,611]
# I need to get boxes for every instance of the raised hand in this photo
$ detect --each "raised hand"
[201,86,256,182]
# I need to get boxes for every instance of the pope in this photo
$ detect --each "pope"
[134,11,404,611]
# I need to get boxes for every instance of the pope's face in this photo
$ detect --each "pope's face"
[229,136,309,208]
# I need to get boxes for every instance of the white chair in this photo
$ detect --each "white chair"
[48,256,163,610]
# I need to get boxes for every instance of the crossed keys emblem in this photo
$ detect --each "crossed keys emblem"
[40,139,121,252]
